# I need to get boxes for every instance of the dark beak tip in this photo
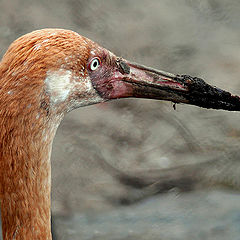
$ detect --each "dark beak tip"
[179,75,240,111]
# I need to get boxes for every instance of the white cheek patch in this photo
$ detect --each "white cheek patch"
[44,69,104,110]
[45,69,72,104]
[81,76,93,92]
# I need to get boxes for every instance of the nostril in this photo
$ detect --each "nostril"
[117,59,130,74]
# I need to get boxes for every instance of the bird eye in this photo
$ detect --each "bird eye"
[89,57,101,71]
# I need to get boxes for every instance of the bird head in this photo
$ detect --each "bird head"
[1,28,240,119]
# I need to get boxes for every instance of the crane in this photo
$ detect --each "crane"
[0,28,239,240]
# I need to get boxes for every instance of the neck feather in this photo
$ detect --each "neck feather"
[0,104,62,240]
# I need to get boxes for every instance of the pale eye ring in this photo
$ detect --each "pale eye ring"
[89,57,101,71]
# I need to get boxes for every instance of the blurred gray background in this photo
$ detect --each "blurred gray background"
[1,0,240,239]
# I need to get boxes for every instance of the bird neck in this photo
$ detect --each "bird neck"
[0,106,62,240]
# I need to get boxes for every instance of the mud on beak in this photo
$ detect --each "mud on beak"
[106,58,240,111]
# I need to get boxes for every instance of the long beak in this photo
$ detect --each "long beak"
[113,59,240,111]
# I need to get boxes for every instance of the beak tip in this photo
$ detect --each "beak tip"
[179,74,240,111]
